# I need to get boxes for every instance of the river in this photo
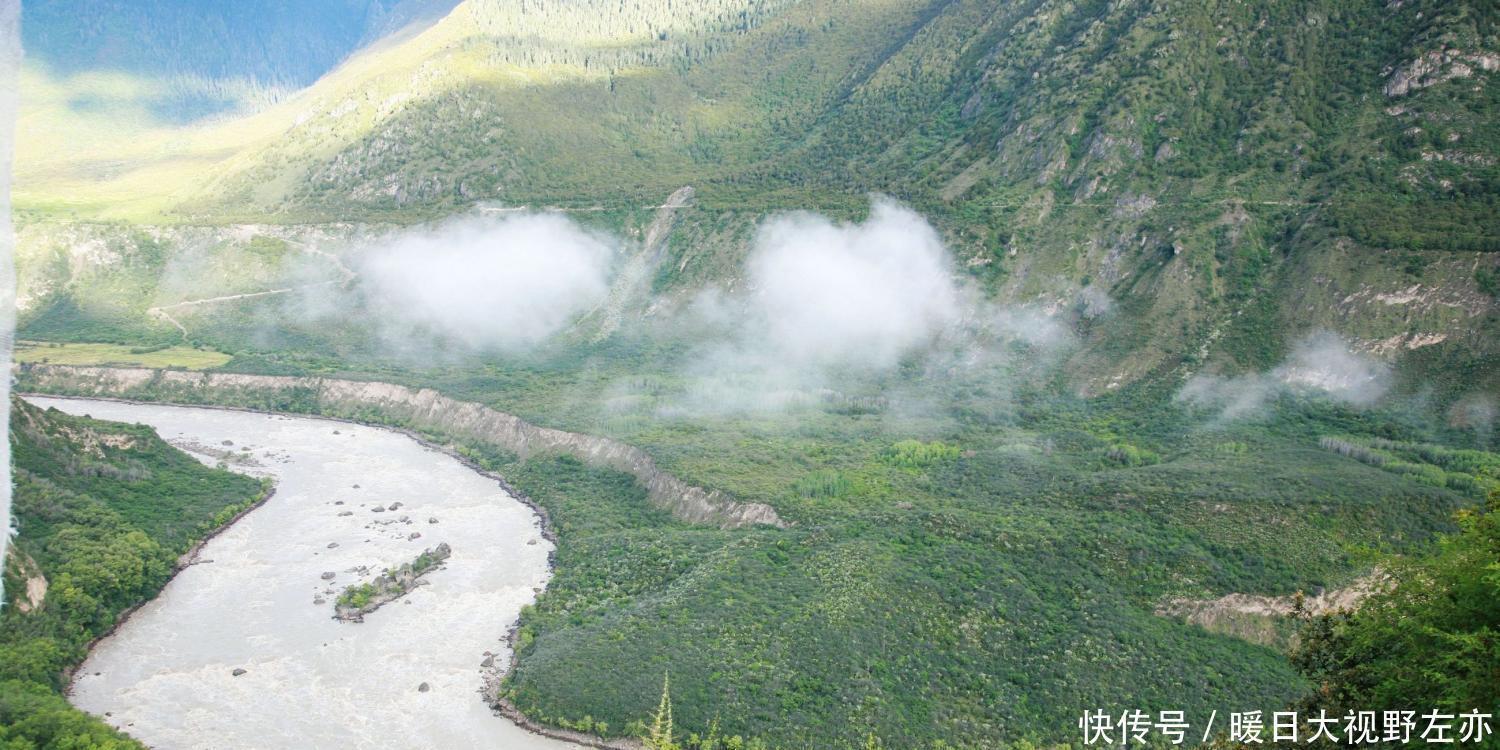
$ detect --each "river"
[27,397,581,750]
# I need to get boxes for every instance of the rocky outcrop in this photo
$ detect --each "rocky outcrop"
[334,543,451,622]
[1156,572,1387,648]
[1385,48,1499,97]
[18,364,784,529]
[4,547,48,613]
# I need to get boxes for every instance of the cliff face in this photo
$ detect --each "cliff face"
[19,365,784,530]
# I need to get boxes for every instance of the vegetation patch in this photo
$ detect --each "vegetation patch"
[1319,435,1500,498]
[13,341,232,371]
[880,440,962,469]
[1292,491,1500,720]
[334,543,452,622]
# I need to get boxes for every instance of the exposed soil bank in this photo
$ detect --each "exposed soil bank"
[20,364,782,529]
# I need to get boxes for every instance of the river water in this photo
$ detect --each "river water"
[28,397,580,750]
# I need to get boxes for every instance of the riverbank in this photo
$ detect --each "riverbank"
[57,478,278,693]
[18,364,783,529]
[34,396,577,749]
[27,391,645,749]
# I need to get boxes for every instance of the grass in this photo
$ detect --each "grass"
[13,340,232,370]
[15,351,1484,748]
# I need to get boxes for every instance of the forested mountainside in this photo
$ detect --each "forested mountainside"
[0,398,268,748]
[23,0,1500,215]
[15,0,1500,396]
[7,0,1500,747]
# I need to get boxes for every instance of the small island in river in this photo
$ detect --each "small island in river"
[335,543,452,622]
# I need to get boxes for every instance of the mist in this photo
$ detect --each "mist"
[656,198,1071,416]
[744,199,962,370]
[1450,394,1496,448]
[257,197,1074,421]
[1177,330,1393,420]
[357,213,615,351]
[0,3,19,604]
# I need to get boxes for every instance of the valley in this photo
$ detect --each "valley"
[3,0,1498,748]
[13,360,1493,748]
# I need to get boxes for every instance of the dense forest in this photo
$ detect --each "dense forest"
[1291,490,1500,729]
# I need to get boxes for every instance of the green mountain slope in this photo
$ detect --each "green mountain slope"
[15,0,1499,394]
[22,0,460,121]
[8,1,1500,747]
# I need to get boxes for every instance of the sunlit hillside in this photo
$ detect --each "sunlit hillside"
[6,1,1500,747]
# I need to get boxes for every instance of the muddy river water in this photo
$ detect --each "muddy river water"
[28,397,580,750]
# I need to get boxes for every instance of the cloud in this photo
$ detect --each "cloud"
[357,213,614,350]
[1176,372,1280,421]
[742,198,962,371]
[651,198,1073,417]
[1274,331,1391,406]
[1177,331,1392,420]
[1449,394,1496,448]
[1075,285,1114,319]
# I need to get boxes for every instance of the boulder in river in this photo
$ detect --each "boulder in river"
[417,682,430,693]
[232,668,247,677]
[428,517,438,524]
[321,571,336,580]
[408,532,421,541]
[338,511,353,517]
[327,542,339,549]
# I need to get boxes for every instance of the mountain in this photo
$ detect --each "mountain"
[15,0,1499,395]
[7,1,1500,747]
[22,0,460,121]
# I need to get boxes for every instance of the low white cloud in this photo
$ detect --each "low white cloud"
[1177,331,1392,420]
[1075,285,1114,319]
[743,198,962,370]
[655,198,1072,416]
[1274,331,1391,406]
[1176,373,1281,421]
[358,213,614,350]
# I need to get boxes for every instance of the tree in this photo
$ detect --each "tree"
[644,672,678,750]
[1291,489,1500,715]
